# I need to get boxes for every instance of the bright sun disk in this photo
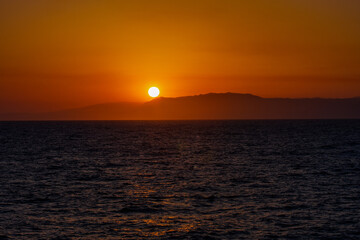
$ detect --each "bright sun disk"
[148,87,160,98]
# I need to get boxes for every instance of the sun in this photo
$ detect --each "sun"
[148,87,160,98]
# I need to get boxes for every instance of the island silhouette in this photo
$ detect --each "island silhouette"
[1,93,360,120]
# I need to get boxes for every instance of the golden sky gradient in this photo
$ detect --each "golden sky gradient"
[1,0,360,112]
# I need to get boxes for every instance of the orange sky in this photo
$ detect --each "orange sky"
[1,0,360,113]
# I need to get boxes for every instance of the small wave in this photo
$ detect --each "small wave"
[118,204,164,214]
[193,194,217,202]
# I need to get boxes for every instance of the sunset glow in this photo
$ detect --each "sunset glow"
[0,1,359,114]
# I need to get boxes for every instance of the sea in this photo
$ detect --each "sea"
[0,120,359,239]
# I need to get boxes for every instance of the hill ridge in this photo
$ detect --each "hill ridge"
[1,92,359,120]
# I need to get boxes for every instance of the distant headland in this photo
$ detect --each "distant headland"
[1,93,360,120]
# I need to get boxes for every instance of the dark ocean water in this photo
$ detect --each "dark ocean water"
[0,120,359,239]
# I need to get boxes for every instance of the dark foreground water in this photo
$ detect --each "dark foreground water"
[0,120,359,239]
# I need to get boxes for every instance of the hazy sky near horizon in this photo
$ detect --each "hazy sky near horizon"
[1,0,360,112]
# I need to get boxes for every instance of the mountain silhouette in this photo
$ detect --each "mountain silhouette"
[1,93,360,120]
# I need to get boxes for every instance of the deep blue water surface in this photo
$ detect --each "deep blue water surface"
[0,120,359,239]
